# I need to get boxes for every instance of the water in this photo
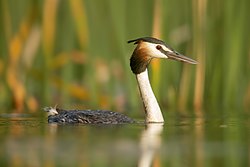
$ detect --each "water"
[0,111,249,167]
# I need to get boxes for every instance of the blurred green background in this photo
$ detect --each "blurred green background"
[0,0,249,115]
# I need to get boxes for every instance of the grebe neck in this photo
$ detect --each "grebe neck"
[136,69,164,123]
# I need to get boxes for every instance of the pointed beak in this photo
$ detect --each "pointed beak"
[165,51,198,64]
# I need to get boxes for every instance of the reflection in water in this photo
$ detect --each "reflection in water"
[47,122,164,167]
[47,123,59,135]
[46,123,58,167]
[138,123,163,167]
[194,116,204,167]
[1,113,250,166]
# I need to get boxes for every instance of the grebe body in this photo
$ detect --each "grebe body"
[44,107,135,124]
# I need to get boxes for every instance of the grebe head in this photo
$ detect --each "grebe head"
[43,106,58,116]
[128,37,197,74]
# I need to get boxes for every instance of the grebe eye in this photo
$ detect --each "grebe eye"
[156,45,162,50]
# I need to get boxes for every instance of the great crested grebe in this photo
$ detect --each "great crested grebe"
[44,37,197,124]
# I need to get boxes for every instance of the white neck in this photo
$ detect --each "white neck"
[136,69,164,123]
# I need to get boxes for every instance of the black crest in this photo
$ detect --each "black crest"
[128,37,166,45]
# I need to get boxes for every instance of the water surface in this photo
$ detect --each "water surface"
[0,111,249,167]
